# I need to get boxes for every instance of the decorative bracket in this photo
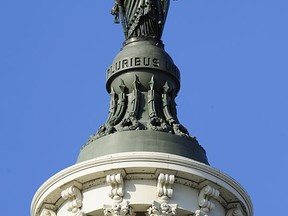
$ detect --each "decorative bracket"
[104,201,133,216]
[61,185,85,215]
[106,173,124,203]
[40,209,56,216]
[147,201,177,216]
[194,185,220,216]
[157,173,175,202]
[226,208,244,216]
[226,203,244,216]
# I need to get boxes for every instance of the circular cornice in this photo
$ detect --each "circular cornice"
[31,152,253,216]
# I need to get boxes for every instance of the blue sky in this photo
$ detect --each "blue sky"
[1,1,287,215]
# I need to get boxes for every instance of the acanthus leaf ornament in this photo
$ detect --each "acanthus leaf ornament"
[147,201,177,216]
[104,201,133,216]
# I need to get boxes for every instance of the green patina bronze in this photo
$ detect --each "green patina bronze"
[77,1,209,165]
[111,0,170,39]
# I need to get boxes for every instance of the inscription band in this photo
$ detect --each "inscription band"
[107,56,180,81]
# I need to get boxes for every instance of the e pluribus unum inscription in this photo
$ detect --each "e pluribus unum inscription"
[107,56,180,80]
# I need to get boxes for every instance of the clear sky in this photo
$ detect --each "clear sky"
[1,1,287,215]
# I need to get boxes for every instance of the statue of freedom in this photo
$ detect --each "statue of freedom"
[111,0,170,40]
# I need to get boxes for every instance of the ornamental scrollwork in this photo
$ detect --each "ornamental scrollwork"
[226,207,244,216]
[194,185,220,216]
[61,185,85,215]
[106,173,125,203]
[157,173,175,202]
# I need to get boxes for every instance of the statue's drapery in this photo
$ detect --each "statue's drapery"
[112,0,170,39]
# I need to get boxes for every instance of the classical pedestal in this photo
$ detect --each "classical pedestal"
[31,152,253,216]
